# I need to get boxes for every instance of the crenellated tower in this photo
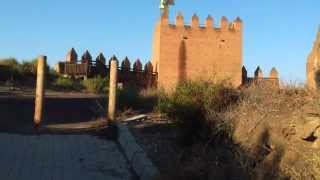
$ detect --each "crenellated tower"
[151,13,243,90]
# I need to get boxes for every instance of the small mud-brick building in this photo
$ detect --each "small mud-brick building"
[307,27,320,90]
[151,13,243,90]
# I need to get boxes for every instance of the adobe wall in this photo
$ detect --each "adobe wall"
[152,13,243,91]
[242,66,280,88]
[307,28,320,90]
[56,49,157,89]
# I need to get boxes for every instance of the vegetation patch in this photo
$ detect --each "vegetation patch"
[53,77,84,91]
[152,80,320,179]
[157,80,239,145]
[117,88,158,112]
[82,76,109,94]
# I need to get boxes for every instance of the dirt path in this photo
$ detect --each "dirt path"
[0,96,137,180]
[0,133,134,180]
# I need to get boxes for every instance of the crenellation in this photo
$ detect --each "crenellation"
[160,14,243,32]
[175,13,184,27]
[133,59,143,72]
[231,17,243,31]
[242,66,248,84]
[144,62,153,73]
[270,67,279,79]
[81,50,92,64]
[160,14,169,25]
[110,55,118,65]
[191,14,199,28]
[220,16,229,31]
[205,15,213,28]
[66,48,78,63]
[96,53,106,65]
[235,17,242,23]
[121,57,131,71]
[254,66,263,79]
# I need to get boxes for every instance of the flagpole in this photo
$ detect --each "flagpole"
[160,0,174,16]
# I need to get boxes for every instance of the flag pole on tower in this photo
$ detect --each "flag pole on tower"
[160,0,175,16]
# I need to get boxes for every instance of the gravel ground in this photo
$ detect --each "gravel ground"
[123,113,183,175]
[124,113,251,180]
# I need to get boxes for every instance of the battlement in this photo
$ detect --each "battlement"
[242,66,280,88]
[58,48,156,71]
[55,48,157,89]
[159,13,242,32]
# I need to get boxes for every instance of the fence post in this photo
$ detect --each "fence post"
[108,56,118,121]
[34,55,46,128]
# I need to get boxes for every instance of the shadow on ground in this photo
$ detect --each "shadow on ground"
[0,97,114,136]
[128,119,287,180]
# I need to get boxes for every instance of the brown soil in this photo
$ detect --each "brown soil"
[125,113,250,180]
[124,113,181,172]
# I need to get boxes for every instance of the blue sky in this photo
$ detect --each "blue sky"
[0,0,319,82]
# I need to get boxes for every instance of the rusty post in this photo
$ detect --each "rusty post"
[34,55,46,128]
[108,56,118,121]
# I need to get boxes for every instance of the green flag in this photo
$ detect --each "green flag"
[160,0,165,9]
[160,0,175,9]
[160,0,175,15]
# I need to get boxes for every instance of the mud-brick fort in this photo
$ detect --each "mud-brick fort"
[55,13,280,90]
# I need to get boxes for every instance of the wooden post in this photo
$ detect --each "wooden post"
[108,56,118,121]
[34,56,46,128]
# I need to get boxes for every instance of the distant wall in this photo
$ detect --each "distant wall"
[56,50,157,89]
[242,66,280,88]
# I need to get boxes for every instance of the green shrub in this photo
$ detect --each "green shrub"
[117,87,140,110]
[0,58,19,66]
[116,88,159,111]
[54,77,83,91]
[0,58,50,85]
[82,76,108,94]
[0,58,37,76]
[157,80,239,144]
[0,58,21,81]
[47,69,59,83]
[18,60,37,76]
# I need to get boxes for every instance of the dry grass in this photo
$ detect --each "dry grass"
[227,84,320,179]
[156,80,320,179]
